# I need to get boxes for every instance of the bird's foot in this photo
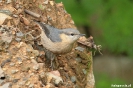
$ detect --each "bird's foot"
[49,59,54,70]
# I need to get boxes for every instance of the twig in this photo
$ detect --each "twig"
[24,9,41,18]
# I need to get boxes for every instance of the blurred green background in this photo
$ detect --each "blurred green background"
[55,0,133,88]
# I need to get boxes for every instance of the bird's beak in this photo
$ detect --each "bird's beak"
[79,34,85,36]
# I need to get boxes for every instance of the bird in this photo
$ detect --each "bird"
[34,21,85,69]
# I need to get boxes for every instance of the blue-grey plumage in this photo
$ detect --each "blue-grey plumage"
[35,21,85,54]
[34,21,62,42]
[34,21,85,69]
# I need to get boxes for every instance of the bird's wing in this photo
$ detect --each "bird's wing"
[35,21,62,42]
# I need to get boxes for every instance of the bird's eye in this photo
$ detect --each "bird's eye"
[70,33,74,36]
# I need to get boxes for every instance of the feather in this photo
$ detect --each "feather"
[35,21,62,42]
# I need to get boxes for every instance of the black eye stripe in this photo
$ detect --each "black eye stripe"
[63,32,79,36]
[71,33,74,36]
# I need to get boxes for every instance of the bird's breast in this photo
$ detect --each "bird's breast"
[40,31,73,54]
[41,28,73,54]
[54,42,73,54]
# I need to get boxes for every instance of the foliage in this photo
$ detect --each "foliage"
[55,0,133,56]
[95,73,127,88]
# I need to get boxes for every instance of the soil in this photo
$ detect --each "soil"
[0,0,95,88]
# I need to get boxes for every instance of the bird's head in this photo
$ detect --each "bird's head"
[59,28,85,44]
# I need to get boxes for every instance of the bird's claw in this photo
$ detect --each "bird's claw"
[49,59,54,70]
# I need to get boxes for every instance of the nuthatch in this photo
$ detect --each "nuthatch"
[35,21,85,68]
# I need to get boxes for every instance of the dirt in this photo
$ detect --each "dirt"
[0,0,95,88]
